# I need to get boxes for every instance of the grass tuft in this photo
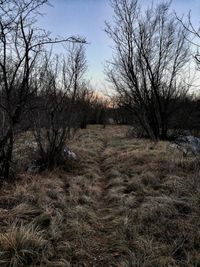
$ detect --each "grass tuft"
[0,225,46,267]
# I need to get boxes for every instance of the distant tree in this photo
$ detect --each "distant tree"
[75,82,95,129]
[110,96,133,125]
[0,0,85,179]
[105,0,190,139]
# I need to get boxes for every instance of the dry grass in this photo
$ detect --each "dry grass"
[99,126,200,267]
[0,225,46,267]
[0,125,200,266]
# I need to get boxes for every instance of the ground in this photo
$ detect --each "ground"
[0,125,200,266]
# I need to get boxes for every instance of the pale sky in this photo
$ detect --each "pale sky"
[37,0,200,93]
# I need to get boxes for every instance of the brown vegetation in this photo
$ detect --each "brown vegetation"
[0,125,199,266]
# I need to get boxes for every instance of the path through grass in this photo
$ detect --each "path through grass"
[0,125,200,266]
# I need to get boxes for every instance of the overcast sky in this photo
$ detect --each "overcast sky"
[37,0,200,93]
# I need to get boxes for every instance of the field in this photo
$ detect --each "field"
[0,125,200,266]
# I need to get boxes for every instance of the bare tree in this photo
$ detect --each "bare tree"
[105,0,190,139]
[176,12,200,67]
[0,0,85,179]
[64,43,87,136]
[33,43,87,169]
[75,82,95,129]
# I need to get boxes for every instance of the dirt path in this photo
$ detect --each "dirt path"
[63,127,133,266]
[89,135,112,265]
[87,133,120,267]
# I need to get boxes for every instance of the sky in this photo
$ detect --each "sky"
[37,0,200,93]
